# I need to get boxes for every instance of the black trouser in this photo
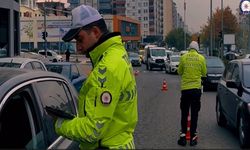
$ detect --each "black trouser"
[180,89,201,137]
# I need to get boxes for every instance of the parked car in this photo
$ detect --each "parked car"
[216,59,250,148]
[45,62,87,92]
[165,55,180,74]
[20,51,49,63]
[38,50,63,62]
[0,57,47,71]
[244,54,250,59]
[202,56,225,90]
[0,67,79,149]
[128,52,141,66]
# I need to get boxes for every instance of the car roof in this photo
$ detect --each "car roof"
[0,57,43,64]
[0,67,69,101]
[231,58,250,65]
[45,62,75,65]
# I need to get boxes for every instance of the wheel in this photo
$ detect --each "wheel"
[216,99,227,127]
[238,113,250,148]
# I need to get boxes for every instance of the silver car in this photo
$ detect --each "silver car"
[0,68,79,149]
[0,57,47,71]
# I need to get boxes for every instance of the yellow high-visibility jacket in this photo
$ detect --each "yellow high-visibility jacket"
[178,49,207,90]
[55,32,138,149]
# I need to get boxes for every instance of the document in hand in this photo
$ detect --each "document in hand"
[45,106,74,119]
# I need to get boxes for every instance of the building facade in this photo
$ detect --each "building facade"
[0,0,20,57]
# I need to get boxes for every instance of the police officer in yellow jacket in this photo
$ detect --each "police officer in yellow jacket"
[177,41,207,146]
[54,5,138,149]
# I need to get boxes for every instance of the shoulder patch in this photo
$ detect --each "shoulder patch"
[100,91,112,105]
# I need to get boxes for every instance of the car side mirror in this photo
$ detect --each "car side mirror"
[226,80,238,88]
[226,80,243,97]
[71,73,79,81]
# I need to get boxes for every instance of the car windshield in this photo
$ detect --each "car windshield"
[0,62,21,68]
[171,56,180,62]
[243,64,250,88]
[151,49,166,57]
[128,53,139,57]
[46,65,70,79]
[206,58,224,68]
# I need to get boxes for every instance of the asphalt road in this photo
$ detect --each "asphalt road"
[80,62,241,149]
[133,64,240,149]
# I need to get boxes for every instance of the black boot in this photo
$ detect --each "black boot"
[177,133,186,146]
[190,133,198,146]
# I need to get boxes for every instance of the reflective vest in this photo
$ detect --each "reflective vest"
[178,49,207,90]
[55,33,138,149]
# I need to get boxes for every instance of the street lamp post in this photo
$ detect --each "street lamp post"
[184,0,186,50]
[221,0,224,59]
[210,0,213,56]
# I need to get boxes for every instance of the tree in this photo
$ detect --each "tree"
[165,28,191,51]
[200,6,239,50]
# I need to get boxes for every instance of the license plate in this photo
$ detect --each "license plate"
[211,80,219,83]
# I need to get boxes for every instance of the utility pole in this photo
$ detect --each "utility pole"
[210,0,213,56]
[184,0,186,50]
[221,0,224,59]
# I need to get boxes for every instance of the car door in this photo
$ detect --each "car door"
[226,63,241,124]
[34,80,79,149]
[219,62,235,117]
[0,85,47,149]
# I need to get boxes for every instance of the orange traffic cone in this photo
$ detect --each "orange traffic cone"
[186,112,191,140]
[161,79,168,91]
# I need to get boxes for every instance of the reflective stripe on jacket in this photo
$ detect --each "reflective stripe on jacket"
[55,32,138,149]
[177,49,207,90]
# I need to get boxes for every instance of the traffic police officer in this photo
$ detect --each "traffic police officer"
[177,41,207,146]
[54,5,138,149]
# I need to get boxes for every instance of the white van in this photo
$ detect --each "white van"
[144,45,168,70]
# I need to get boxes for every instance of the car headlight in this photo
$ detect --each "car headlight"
[207,74,222,77]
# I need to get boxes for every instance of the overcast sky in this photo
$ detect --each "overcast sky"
[173,0,240,33]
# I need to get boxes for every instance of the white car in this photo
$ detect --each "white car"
[165,55,180,74]
[38,50,63,62]
[0,57,47,71]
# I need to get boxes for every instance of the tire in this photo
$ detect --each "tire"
[216,99,227,127]
[238,113,250,148]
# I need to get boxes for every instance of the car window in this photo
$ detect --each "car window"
[231,64,240,83]
[0,86,46,149]
[47,52,52,56]
[39,51,45,55]
[35,80,76,145]
[72,64,79,79]
[151,49,166,57]
[24,62,33,69]
[206,57,224,68]
[32,62,45,71]
[225,63,235,80]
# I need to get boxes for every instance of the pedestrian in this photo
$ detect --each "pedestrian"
[177,41,207,146]
[65,49,70,62]
[53,4,138,149]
